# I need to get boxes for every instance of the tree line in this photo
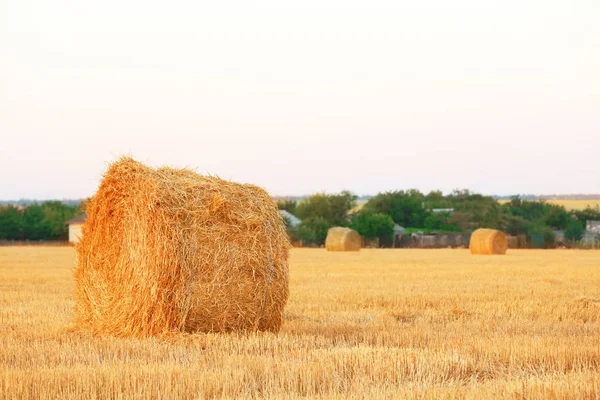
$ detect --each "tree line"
[0,202,81,241]
[2,191,599,244]
[278,190,600,246]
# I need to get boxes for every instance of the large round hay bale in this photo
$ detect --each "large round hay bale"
[325,227,361,252]
[74,158,290,337]
[469,228,508,255]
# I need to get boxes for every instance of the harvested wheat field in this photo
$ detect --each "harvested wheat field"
[1,247,600,399]
[546,199,600,210]
[498,199,600,211]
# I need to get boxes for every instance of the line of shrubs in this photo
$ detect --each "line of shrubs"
[0,202,80,241]
[279,190,600,247]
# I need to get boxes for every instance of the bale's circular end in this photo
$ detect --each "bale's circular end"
[74,157,290,337]
[469,228,508,255]
[325,227,361,252]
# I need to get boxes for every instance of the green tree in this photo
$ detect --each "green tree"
[449,190,504,229]
[22,204,48,240]
[41,201,78,239]
[544,204,570,230]
[296,217,330,246]
[565,219,584,242]
[351,212,394,240]
[295,191,356,227]
[500,197,570,235]
[363,190,427,227]
[574,206,600,225]
[424,212,459,232]
[0,206,23,240]
[21,201,78,240]
[424,190,448,208]
[504,198,549,222]
[447,211,477,232]
[502,214,530,236]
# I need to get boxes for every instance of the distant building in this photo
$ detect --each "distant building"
[586,221,600,234]
[393,224,405,236]
[66,214,87,244]
[583,221,600,245]
[391,224,406,248]
[279,210,301,228]
[431,208,455,214]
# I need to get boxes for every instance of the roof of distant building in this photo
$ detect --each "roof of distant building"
[66,214,87,224]
[279,210,301,227]
[394,224,405,234]
[432,208,455,213]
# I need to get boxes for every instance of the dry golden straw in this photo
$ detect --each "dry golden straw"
[325,227,361,252]
[469,228,508,255]
[74,157,290,337]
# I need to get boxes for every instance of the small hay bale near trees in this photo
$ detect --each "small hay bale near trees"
[325,227,361,252]
[74,157,290,337]
[469,228,508,255]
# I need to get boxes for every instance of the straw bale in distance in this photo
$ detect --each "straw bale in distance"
[74,157,290,337]
[325,227,361,252]
[469,228,508,255]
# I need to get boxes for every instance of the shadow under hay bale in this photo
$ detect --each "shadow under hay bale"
[469,228,508,255]
[325,227,361,252]
[74,157,290,337]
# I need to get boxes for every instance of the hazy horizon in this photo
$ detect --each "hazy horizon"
[2,1,599,199]
[3,191,600,203]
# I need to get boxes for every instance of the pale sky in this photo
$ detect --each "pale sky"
[1,0,599,200]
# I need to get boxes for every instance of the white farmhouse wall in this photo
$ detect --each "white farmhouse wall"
[69,223,84,244]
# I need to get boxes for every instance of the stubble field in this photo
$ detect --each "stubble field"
[497,199,600,211]
[1,247,599,399]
